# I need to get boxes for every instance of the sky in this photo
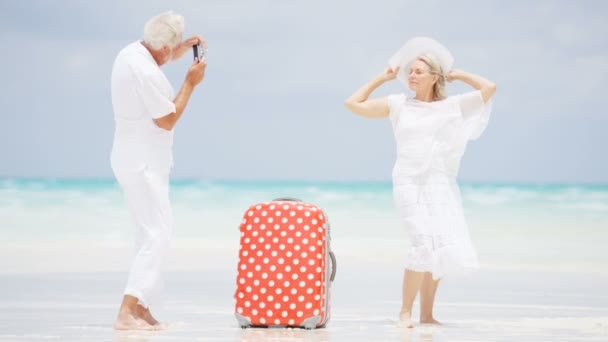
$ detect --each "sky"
[0,0,606,183]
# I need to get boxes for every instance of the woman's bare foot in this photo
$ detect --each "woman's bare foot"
[136,305,160,326]
[420,316,441,325]
[114,311,156,331]
[398,311,414,328]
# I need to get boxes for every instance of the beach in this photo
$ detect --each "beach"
[1,179,607,341]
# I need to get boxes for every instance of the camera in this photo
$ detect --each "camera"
[193,43,206,61]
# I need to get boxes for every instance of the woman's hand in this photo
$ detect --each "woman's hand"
[380,66,400,82]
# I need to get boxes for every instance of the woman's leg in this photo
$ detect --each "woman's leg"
[419,272,441,324]
[399,269,424,328]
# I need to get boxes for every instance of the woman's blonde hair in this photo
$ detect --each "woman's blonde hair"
[417,54,447,101]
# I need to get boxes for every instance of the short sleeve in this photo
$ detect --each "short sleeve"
[453,90,493,140]
[387,93,406,127]
[133,67,176,120]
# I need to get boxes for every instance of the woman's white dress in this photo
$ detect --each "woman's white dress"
[388,90,492,279]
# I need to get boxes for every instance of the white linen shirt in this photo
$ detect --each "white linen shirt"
[111,41,176,173]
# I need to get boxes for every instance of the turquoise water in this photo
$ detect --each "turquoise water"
[1,178,607,273]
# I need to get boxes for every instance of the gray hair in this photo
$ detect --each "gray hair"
[417,54,447,101]
[143,11,184,50]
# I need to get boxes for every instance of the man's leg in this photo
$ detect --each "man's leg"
[114,169,172,330]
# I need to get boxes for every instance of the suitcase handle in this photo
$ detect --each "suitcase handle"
[272,197,302,202]
[329,251,337,282]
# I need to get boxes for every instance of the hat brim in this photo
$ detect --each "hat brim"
[388,37,454,85]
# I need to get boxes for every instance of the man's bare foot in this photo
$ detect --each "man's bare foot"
[114,312,156,331]
[136,305,160,326]
[398,311,414,328]
[420,317,441,325]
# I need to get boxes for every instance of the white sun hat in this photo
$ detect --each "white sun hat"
[388,37,454,85]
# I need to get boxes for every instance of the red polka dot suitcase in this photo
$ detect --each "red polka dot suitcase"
[234,198,337,329]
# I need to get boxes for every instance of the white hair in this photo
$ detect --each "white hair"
[143,11,184,50]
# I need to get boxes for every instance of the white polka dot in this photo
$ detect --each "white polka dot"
[312,219,317,224]
[283,205,289,210]
[287,238,293,244]
[259,302,266,308]
[274,303,281,310]
[252,309,258,315]
[314,294,321,300]
[292,273,298,280]
[282,295,289,302]
[315,281,321,287]
[256,251,263,257]
[254,280,260,286]
[272,238,279,244]
[298,295,304,302]
[310,246,317,252]
[238,292,244,298]
[268,281,275,287]
[244,238,251,243]
[281,218,288,223]
[316,267,322,273]
[296,231,302,237]
[317,241,322,246]
[311,232,317,238]
[303,239,309,245]
[267,295,274,302]
[288,224,295,230]
[290,211,296,217]
[255,265,261,271]
[253,294,259,300]
[262,272,268,279]
[250,244,257,250]
[289,303,296,309]
[266,231,272,237]
[274,224,280,230]
[248,211,254,216]
[278,258,285,264]
[267,218,274,223]
[265,244,271,250]
[245,301,251,307]
[294,245,301,251]
[308,274,314,280]
[246,286,252,292]
[291,288,297,295]
[237,307,243,313]
[239,278,245,284]
[263,258,270,264]
[270,265,277,272]
[277,273,283,280]
[275,288,282,295]
[282,311,288,317]
[260,318,266,324]
[289,319,295,325]
[258,237,265,243]
[253,218,259,223]
[297,311,303,317]
[240,264,246,270]
[280,232,287,237]
[305,211,311,217]
[274,319,281,325]
[267,310,273,317]
[306,303,312,309]
[285,265,292,272]
[306,288,313,294]
[297,205,303,210]
[261,211,267,217]
[286,251,292,257]
[293,259,300,265]
[297,218,303,224]
[300,266,307,272]
[269,205,275,210]
[304,225,310,231]
[261,288,267,294]
[308,260,315,266]
[314,309,319,315]
[260,224,266,230]
[275,211,281,216]
[283,281,290,287]
[242,250,249,256]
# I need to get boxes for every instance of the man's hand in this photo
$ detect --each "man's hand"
[185,58,207,87]
[171,35,208,61]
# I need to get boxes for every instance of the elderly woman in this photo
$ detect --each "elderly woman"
[344,37,496,328]
[110,11,207,330]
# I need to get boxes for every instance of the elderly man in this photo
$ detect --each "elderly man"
[110,11,207,330]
